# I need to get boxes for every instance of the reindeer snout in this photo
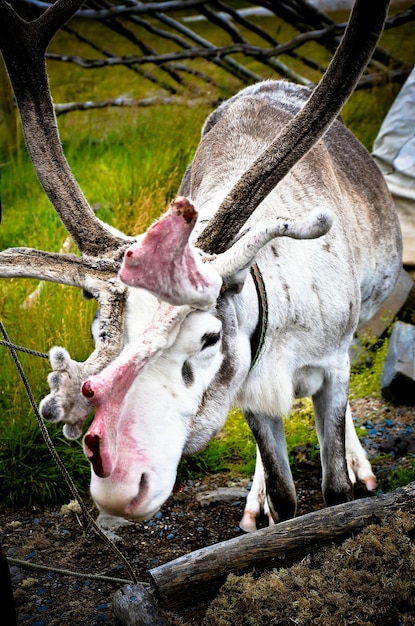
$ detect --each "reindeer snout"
[123,248,140,267]
[83,432,111,478]
[81,380,95,398]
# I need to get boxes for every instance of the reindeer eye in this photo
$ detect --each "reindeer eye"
[201,332,220,350]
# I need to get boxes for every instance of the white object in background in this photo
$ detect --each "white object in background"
[372,68,415,268]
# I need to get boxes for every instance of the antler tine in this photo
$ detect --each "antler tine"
[0,246,126,293]
[195,0,391,255]
[0,0,127,259]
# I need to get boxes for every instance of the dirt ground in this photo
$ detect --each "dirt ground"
[2,397,415,626]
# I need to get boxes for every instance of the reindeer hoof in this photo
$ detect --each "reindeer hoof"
[239,510,258,533]
[360,474,378,492]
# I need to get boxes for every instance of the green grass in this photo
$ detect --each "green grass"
[388,462,415,491]
[178,409,257,482]
[0,8,413,509]
[0,422,90,508]
[349,336,391,400]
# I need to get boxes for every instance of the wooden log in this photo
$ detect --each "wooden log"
[112,583,172,626]
[149,482,415,611]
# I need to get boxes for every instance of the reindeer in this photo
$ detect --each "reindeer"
[0,0,401,532]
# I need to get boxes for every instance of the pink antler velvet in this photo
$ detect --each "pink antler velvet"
[119,196,221,309]
[81,304,189,477]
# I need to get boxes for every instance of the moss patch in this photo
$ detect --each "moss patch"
[171,511,415,625]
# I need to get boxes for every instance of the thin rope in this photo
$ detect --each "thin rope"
[0,338,48,358]
[0,321,139,585]
[7,557,143,587]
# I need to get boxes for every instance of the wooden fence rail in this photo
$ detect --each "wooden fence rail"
[14,0,415,109]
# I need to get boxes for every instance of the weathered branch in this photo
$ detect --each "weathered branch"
[149,481,415,610]
[98,2,185,87]
[41,4,411,97]
[63,23,178,93]
[14,0,209,19]
[385,4,415,28]
[210,0,325,78]
[356,67,412,89]
[45,26,347,69]
[85,0,261,84]
[54,95,214,116]
[151,9,261,83]
[16,0,412,98]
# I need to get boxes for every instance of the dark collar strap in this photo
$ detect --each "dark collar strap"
[198,220,268,370]
[249,263,268,370]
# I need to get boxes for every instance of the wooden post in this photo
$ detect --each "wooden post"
[149,482,415,611]
[0,543,17,626]
[113,583,172,626]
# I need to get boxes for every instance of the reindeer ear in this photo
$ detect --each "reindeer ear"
[220,266,251,295]
[211,208,334,290]
[119,197,222,310]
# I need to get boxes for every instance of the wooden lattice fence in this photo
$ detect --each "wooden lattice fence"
[9,0,415,115]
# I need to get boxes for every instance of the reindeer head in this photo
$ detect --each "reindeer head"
[0,0,391,520]
[79,195,333,518]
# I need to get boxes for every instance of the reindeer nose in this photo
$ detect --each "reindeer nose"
[82,380,95,398]
[83,432,110,478]
[123,247,140,267]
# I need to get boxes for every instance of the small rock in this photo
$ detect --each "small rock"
[358,269,414,340]
[96,512,134,542]
[196,487,248,506]
[60,499,82,515]
[381,321,415,405]
[7,521,22,529]
[96,513,133,530]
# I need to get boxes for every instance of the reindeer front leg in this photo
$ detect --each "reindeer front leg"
[239,446,275,533]
[242,410,297,531]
